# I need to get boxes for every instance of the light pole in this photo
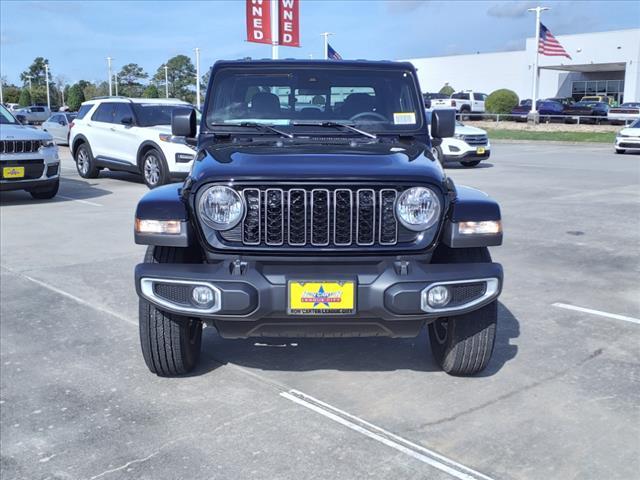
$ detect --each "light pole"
[26,75,33,95]
[195,47,201,109]
[107,56,113,96]
[271,0,279,59]
[527,6,549,120]
[164,65,169,98]
[321,32,333,60]
[114,74,119,96]
[44,63,51,109]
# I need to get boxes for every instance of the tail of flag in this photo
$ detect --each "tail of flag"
[538,23,571,59]
[327,43,342,60]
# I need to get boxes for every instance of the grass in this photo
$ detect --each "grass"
[485,129,616,143]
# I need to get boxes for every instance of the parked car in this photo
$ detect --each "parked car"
[42,112,77,145]
[545,97,575,107]
[132,59,504,378]
[581,95,615,106]
[422,92,448,109]
[563,101,609,124]
[431,119,490,167]
[0,104,60,199]
[511,99,565,122]
[608,102,640,125]
[431,90,487,116]
[614,118,640,154]
[69,97,197,188]
[14,105,51,124]
[5,103,20,112]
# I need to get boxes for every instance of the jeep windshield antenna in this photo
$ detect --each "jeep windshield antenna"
[292,121,377,139]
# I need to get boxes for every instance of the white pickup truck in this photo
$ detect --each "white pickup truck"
[431,91,487,114]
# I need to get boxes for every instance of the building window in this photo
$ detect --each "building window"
[572,79,625,103]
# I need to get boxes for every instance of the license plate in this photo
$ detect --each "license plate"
[288,281,355,315]
[476,147,485,155]
[2,166,25,178]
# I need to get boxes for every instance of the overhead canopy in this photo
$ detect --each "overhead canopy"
[540,62,626,73]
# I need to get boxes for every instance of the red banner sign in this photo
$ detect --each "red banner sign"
[278,0,300,47]
[246,0,272,44]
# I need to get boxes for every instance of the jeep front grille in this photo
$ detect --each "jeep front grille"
[0,140,42,154]
[234,187,400,247]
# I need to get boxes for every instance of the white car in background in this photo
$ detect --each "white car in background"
[69,97,197,188]
[432,120,490,167]
[615,118,640,154]
[42,112,77,145]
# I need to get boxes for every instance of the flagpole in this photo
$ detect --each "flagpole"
[528,6,549,119]
[271,0,279,59]
[321,32,332,60]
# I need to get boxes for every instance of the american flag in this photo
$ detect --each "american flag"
[538,23,571,59]
[327,43,342,60]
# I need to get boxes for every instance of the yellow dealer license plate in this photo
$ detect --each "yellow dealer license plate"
[3,166,25,179]
[476,147,485,155]
[288,281,355,315]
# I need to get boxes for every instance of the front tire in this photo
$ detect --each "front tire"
[141,148,169,189]
[29,178,59,199]
[428,246,497,376]
[75,143,99,178]
[139,246,204,376]
[461,160,481,167]
[615,148,625,154]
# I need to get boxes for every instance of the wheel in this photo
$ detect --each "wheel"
[615,149,625,154]
[29,179,59,199]
[139,246,203,376]
[431,145,444,166]
[428,246,497,376]
[460,107,470,121]
[75,143,99,178]
[141,148,169,189]
[461,160,481,167]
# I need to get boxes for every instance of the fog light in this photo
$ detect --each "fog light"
[191,286,215,308]
[427,285,450,308]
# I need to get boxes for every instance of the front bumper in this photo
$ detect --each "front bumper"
[442,138,490,162]
[135,258,503,338]
[0,148,60,192]
[615,137,640,150]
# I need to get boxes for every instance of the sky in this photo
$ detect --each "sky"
[1,0,639,85]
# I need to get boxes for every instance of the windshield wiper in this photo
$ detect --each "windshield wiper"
[210,122,293,139]
[292,121,377,139]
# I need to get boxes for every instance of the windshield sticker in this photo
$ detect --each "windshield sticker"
[393,112,416,125]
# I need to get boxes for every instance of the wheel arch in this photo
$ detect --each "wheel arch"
[137,141,166,170]
[71,134,89,157]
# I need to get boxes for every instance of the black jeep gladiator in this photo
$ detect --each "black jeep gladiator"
[133,60,503,377]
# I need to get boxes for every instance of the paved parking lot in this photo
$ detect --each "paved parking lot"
[1,142,638,480]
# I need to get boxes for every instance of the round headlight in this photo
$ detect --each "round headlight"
[396,187,441,231]
[199,186,244,230]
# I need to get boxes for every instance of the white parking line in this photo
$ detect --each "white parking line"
[552,303,640,325]
[280,389,495,480]
[56,195,102,207]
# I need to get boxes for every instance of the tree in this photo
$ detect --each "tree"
[118,63,148,97]
[67,84,86,111]
[485,89,519,114]
[439,83,454,96]
[20,57,51,87]
[153,55,196,102]
[19,89,32,107]
[82,81,109,100]
[1,83,21,103]
[142,84,159,98]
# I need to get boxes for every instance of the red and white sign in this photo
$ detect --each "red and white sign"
[278,0,300,47]
[246,0,272,44]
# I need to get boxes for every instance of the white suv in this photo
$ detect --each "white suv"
[69,97,196,188]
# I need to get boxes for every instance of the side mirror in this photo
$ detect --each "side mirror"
[430,109,456,138]
[172,107,197,138]
[121,116,134,126]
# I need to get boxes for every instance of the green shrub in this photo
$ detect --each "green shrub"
[439,83,454,96]
[142,85,159,98]
[19,89,32,106]
[485,89,519,114]
[67,84,85,111]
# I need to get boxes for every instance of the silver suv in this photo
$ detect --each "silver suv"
[14,105,51,125]
[0,105,60,199]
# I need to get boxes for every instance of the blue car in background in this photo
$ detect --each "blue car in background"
[511,99,565,122]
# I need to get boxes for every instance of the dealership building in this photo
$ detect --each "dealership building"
[405,28,639,104]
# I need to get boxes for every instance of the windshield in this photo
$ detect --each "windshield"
[206,66,424,133]
[0,105,19,124]
[132,103,191,127]
[630,118,640,128]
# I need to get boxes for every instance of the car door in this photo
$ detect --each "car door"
[87,103,115,159]
[109,103,140,165]
[48,114,66,143]
[472,93,486,112]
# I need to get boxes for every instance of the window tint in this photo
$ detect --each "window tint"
[113,103,133,124]
[32,107,45,112]
[76,104,93,119]
[48,115,60,123]
[475,93,487,101]
[91,103,115,123]
[452,92,470,100]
